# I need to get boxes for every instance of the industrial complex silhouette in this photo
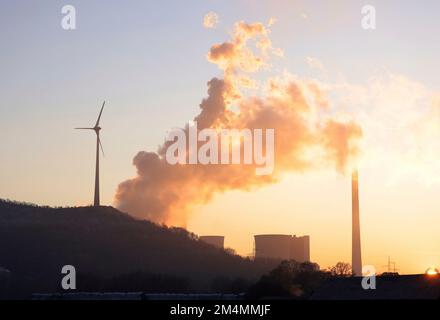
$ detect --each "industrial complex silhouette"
[200,170,363,276]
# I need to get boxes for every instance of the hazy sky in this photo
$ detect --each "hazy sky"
[1,0,440,274]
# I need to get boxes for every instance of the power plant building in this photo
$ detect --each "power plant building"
[254,234,310,262]
[200,236,225,249]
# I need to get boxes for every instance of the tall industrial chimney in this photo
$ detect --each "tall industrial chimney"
[351,170,362,276]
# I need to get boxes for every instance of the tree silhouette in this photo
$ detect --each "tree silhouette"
[328,262,352,277]
[247,260,328,299]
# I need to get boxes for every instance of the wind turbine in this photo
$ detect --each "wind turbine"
[75,101,105,207]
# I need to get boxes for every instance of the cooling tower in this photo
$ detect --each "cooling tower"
[199,236,225,249]
[352,170,362,276]
[254,234,291,260]
[254,234,310,261]
[290,235,310,262]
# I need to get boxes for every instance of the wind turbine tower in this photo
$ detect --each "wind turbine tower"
[352,169,362,276]
[75,101,105,207]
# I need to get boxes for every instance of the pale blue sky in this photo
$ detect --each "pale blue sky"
[1,0,439,208]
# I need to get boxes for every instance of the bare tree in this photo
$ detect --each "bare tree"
[329,262,352,277]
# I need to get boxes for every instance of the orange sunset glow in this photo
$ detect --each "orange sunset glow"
[2,1,440,305]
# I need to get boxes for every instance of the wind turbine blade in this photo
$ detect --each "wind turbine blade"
[95,101,105,127]
[75,127,94,130]
[98,137,105,156]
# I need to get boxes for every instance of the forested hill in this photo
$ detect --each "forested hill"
[0,199,276,298]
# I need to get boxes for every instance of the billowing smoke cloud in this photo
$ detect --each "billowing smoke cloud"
[329,71,440,186]
[114,21,362,226]
[203,12,219,29]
